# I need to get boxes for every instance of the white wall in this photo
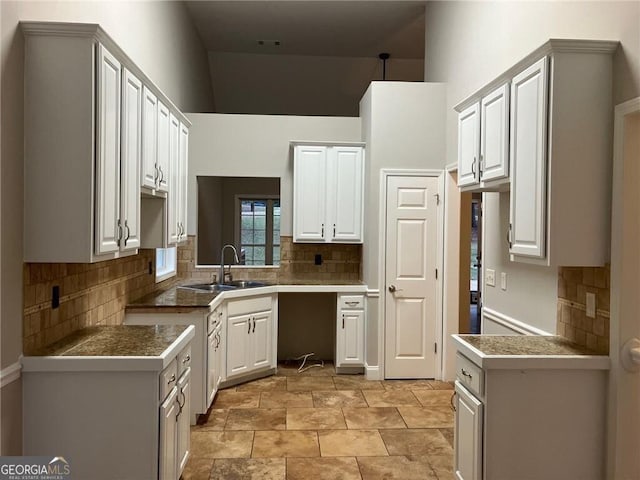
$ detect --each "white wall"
[209,51,424,116]
[0,0,213,454]
[424,1,640,333]
[360,82,447,366]
[185,113,362,239]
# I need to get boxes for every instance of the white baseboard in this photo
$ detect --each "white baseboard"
[1,357,22,388]
[482,307,553,336]
[365,363,381,380]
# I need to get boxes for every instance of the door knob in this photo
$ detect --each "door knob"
[388,285,397,292]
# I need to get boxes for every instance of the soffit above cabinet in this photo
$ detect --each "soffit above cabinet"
[20,21,191,128]
[454,38,619,113]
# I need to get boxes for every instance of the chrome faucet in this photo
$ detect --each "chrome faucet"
[220,244,239,284]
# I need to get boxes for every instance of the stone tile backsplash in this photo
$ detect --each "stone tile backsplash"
[557,265,610,354]
[178,236,362,283]
[23,250,176,354]
[24,236,362,353]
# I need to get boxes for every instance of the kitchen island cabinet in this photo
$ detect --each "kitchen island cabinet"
[22,325,194,480]
[452,334,609,480]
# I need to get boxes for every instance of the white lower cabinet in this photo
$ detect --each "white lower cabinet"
[452,350,607,480]
[159,384,178,480]
[454,381,483,480]
[207,307,224,405]
[335,294,365,368]
[226,294,277,379]
[176,366,191,477]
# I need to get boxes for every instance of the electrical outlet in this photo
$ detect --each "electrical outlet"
[586,292,596,318]
[486,269,496,287]
[51,285,60,309]
[314,254,322,265]
[501,272,507,291]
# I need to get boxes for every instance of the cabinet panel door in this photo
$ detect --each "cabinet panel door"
[95,44,122,255]
[159,387,178,480]
[509,57,548,259]
[251,310,272,370]
[120,68,142,251]
[168,113,181,245]
[207,332,216,406]
[457,103,480,188]
[455,381,483,480]
[293,146,327,241]
[330,147,364,242]
[480,84,510,182]
[214,323,223,388]
[177,370,191,476]
[337,309,364,365]
[178,123,189,242]
[141,86,158,189]
[227,314,251,377]
[157,101,170,192]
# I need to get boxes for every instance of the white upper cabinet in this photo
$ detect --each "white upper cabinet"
[167,118,188,246]
[509,57,548,259]
[22,22,191,263]
[157,101,171,192]
[455,39,618,266]
[120,68,142,252]
[457,103,480,188]
[480,83,510,183]
[293,143,365,243]
[95,44,123,255]
[178,122,189,241]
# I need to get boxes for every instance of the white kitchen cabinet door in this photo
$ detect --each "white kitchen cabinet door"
[251,310,272,370]
[168,113,181,245]
[141,86,158,190]
[95,43,122,255]
[480,84,510,182]
[455,381,483,480]
[509,57,548,259]
[176,369,191,477]
[329,147,364,242]
[214,322,223,389]
[457,102,480,188]
[120,68,142,252]
[336,309,364,366]
[293,145,327,241]
[227,314,251,378]
[159,387,178,480]
[207,332,217,406]
[157,101,170,192]
[178,122,189,242]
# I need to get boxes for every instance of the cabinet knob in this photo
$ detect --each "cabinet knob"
[167,373,176,385]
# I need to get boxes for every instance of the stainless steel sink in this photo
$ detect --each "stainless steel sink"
[178,283,237,293]
[223,280,268,289]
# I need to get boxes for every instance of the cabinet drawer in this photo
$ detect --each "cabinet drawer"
[160,359,178,401]
[227,295,272,316]
[338,294,365,310]
[177,344,192,376]
[455,353,484,398]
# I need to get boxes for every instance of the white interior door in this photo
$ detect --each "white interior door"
[385,175,439,379]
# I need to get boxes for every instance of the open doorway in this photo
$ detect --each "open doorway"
[469,194,482,334]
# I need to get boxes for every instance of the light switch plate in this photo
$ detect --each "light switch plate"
[586,292,596,318]
[486,269,496,287]
[501,272,507,291]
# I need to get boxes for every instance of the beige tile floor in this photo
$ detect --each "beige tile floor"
[182,363,455,480]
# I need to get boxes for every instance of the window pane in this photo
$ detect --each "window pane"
[273,246,280,265]
[241,229,254,244]
[253,247,265,263]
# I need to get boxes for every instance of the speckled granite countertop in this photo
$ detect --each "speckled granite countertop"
[126,280,367,311]
[452,334,609,370]
[22,325,195,372]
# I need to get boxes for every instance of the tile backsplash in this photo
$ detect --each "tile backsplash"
[557,265,610,354]
[178,236,362,283]
[23,250,175,354]
[24,236,362,353]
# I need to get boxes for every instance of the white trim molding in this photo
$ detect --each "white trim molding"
[364,363,381,380]
[482,307,553,336]
[1,357,22,388]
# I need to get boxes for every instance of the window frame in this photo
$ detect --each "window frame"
[155,247,177,283]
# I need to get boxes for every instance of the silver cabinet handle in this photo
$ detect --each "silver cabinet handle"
[182,355,190,364]
[167,373,176,385]
[333,224,336,237]
[345,301,360,307]
[507,223,513,249]
[461,368,473,380]
[471,156,477,177]
[117,219,123,246]
[158,165,164,186]
[154,164,159,185]
[342,314,345,329]
[252,317,256,333]
[321,223,324,237]
[479,154,483,175]
[247,319,251,334]
[124,220,130,246]
[451,391,457,412]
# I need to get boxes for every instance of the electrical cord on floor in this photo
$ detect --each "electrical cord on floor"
[294,352,325,373]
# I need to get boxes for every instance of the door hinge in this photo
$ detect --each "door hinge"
[434,343,438,354]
